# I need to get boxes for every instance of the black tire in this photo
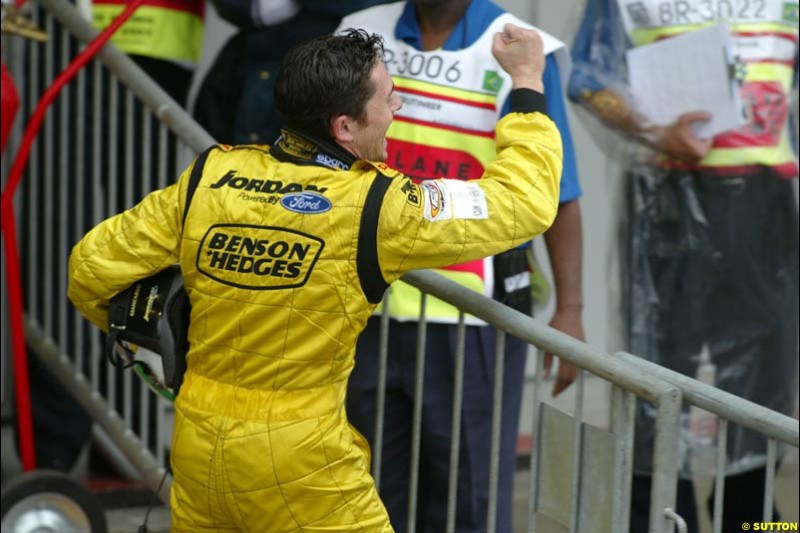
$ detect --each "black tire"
[1,470,107,533]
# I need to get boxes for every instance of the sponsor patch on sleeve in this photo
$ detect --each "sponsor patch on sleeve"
[421,181,450,221]
[421,179,488,222]
[400,179,421,208]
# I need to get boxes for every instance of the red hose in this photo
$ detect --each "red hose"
[1,0,146,471]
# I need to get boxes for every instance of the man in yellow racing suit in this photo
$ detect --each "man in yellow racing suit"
[68,26,562,531]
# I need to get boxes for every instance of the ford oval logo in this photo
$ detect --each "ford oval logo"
[280,191,332,214]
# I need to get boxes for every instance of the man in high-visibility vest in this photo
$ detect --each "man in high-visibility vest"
[569,0,798,530]
[337,1,585,531]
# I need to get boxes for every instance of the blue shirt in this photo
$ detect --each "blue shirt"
[395,0,582,203]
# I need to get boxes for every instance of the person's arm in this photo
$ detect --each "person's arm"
[377,25,561,280]
[539,54,585,396]
[568,0,712,162]
[582,90,713,161]
[377,100,561,280]
[67,158,196,330]
[543,199,584,395]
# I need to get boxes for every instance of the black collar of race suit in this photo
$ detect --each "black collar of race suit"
[270,127,356,171]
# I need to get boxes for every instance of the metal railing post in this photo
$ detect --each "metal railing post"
[711,420,728,533]
[486,331,506,533]
[407,293,428,533]
[611,384,636,532]
[446,313,467,533]
[526,348,545,533]
[569,370,585,533]
[372,288,391,488]
[649,384,683,533]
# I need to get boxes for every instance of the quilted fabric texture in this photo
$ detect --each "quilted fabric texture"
[67,110,562,531]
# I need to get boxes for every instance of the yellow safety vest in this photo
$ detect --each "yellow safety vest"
[340,3,568,324]
[617,0,798,177]
[86,0,204,66]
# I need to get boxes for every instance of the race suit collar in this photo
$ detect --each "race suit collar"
[270,127,355,171]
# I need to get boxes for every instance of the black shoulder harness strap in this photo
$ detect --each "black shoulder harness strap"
[182,146,215,227]
[106,145,218,399]
[358,172,393,304]
[108,144,213,341]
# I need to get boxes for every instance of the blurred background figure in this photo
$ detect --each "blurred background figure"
[192,0,389,145]
[568,0,799,531]
[80,0,204,105]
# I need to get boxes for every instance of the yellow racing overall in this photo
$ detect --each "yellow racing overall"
[68,108,561,532]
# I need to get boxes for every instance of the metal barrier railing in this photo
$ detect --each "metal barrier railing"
[614,351,799,533]
[2,0,214,504]
[1,1,796,533]
[401,272,799,533]
[401,271,686,533]
[24,318,172,503]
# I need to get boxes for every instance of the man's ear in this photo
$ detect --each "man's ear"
[330,115,354,144]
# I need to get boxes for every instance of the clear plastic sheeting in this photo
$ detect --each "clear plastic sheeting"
[625,163,798,478]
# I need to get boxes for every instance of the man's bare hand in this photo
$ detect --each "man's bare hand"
[646,111,714,162]
[543,309,585,396]
[491,23,544,93]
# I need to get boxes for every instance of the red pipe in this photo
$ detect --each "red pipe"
[1,0,146,471]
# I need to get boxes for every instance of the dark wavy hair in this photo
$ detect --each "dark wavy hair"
[275,29,385,140]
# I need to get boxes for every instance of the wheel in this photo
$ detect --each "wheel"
[1,470,107,533]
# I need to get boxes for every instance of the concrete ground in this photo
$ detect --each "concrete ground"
[106,505,169,533]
